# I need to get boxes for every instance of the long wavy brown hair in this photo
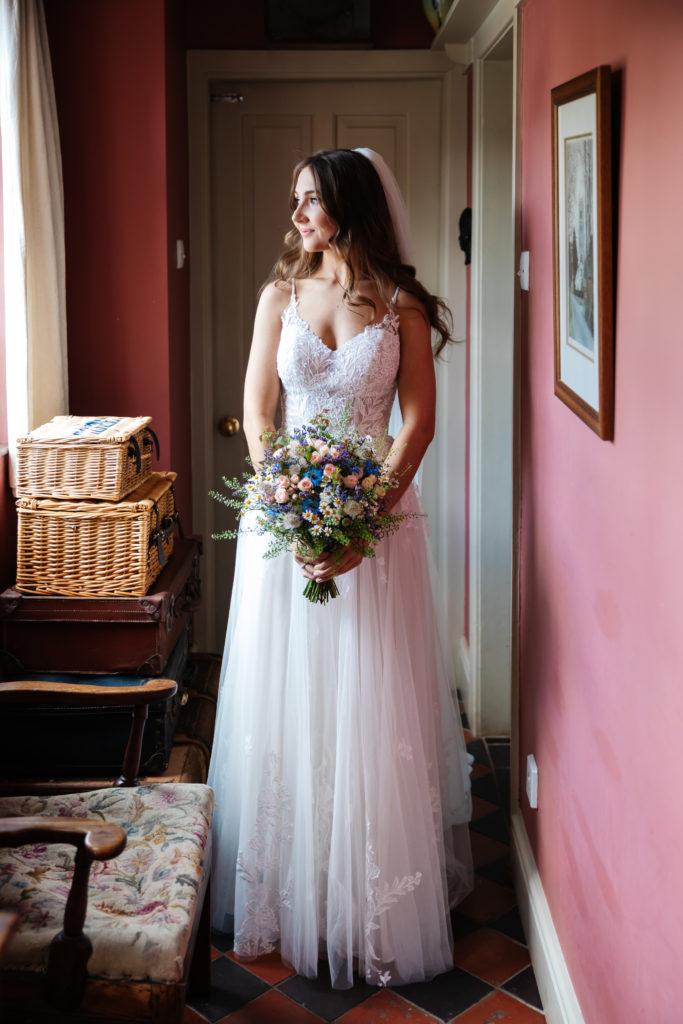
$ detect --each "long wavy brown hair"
[267,149,454,357]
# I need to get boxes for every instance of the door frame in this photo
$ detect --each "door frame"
[463,0,523,748]
[187,49,469,653]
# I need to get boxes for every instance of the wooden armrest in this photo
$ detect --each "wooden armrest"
[0,679,177,788]
[0,816,126,860]
[0,678,177,707]
[0,815,127,1010]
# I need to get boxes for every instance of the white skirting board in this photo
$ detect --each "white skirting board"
[510,810,586,1024]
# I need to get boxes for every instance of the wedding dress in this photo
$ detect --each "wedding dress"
[208,282,473,989]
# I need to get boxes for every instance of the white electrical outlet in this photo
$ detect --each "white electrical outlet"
[526,754,538,809]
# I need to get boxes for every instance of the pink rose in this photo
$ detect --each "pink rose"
[310,451,323,465]
[298,478,313,492]
[319,445,330,456]
[361,475,377,491]
[290,474,300,484]
[323,463,336,477]
[275,487,289,502]
[277,475,289,487]
[329,446,342,458]
[343,474,359,488]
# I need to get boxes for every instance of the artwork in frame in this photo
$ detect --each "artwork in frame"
[552,66,614,440]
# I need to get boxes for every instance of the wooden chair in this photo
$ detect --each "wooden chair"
[0,677,214,1023]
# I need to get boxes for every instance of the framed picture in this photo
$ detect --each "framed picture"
[551,66,614,439]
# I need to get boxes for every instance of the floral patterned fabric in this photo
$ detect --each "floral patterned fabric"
[0,783,213,983]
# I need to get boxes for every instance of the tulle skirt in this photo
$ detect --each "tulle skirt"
[207,485,473,989]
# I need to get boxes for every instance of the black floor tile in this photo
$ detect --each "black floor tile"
[469,809,510,844]
[187,955,269,1021]
[489,906,527,945]
[486,739,511,768]
[394,966,493,1021]
[476,855,514,889]
[502,965,544,1010]
[495,768,511,812]
[279,962,375,1022]
[470,771,500,805]
[210,928,234,953]
[466,738,490,766]
[450,912,482,942]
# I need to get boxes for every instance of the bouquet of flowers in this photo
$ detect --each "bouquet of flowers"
[211,412,414,604]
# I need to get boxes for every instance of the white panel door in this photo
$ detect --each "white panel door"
[198,76,446,649]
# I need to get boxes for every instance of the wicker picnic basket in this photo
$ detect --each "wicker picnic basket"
[15,415,159,501]
[16,472,179,598]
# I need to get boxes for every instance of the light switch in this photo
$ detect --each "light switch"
[526,754,538,809]
[518,251,529,291]
[176,239,187,270]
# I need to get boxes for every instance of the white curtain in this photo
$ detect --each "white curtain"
[0,0,68,484]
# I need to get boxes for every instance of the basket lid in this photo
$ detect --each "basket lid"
[16,471,178,513]
[17,415,152,445]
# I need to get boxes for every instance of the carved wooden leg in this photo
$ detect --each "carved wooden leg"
[115,703,149,786]
[44,845,94,1009]
[188,879,212,996]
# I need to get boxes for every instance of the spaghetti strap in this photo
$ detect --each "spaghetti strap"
[391,285,400,303]
[291,279,297,298]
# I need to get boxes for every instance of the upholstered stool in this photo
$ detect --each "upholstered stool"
[0,677,214,1023]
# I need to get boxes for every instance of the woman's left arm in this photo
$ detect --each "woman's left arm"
[382,295,436,511]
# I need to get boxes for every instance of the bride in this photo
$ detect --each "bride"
[207,147,473,990]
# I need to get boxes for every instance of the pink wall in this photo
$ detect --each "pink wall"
[518,0,683,1020]
[43,0,192,526]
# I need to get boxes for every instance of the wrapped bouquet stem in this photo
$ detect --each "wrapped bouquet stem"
[211,412,415,605]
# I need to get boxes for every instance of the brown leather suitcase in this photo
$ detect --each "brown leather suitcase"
[157,653,220,784]
[0,628,190,781]
[0,536,201,676]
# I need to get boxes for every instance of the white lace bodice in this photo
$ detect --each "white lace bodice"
[277,283,400,444]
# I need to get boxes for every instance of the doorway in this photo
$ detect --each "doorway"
[188,50,468,653]
[467,25,516,736]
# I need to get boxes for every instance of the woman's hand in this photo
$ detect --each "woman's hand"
[293,542,366,581]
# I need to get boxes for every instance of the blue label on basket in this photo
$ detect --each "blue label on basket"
[70,417,122,438]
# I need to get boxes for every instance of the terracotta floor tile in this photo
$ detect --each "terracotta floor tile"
[211,946,225,960]
[470,796,499,822]
[449,989,545,1023]
[463,728,474,743]
[183,1008,209,1024]
[470,762,493,781]
[227,949,296,985]
[469,830,509,869]
[452,928,530,986]
[336,988,441,1022]
[217,989,324,1023]
[457,876,517,923]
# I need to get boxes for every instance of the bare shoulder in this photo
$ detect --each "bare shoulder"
[393,289,429,330]
[257,280,291,318]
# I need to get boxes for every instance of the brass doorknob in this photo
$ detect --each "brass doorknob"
[218,415,240,437]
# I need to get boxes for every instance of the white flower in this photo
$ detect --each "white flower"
[343,499,363,518]
[282,512,302,530]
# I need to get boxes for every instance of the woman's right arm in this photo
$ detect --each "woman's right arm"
[243,283,288,466]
